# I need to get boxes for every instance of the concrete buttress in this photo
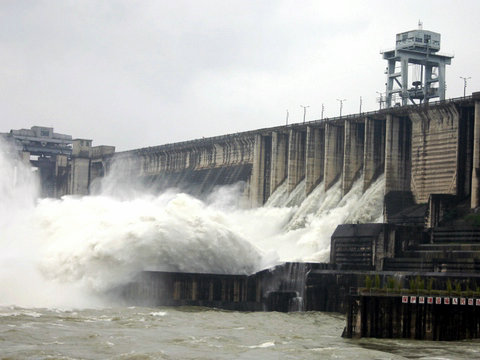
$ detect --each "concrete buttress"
[324,122,344,191]
[363,117,385,192]
[305,126,324,195]
[385,114,411,194]
[270,131,288,195]
[343,119,365,196]
[287,129,306,193]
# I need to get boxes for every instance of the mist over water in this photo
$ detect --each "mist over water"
[0,142,384,308]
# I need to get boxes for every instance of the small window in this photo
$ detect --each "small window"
[40,130,49,137]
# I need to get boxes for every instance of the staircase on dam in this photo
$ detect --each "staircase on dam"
[383,226,480,273]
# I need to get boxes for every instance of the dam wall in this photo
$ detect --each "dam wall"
[16,94,478,214]
[89,95,479,213]
[108,134,257,197]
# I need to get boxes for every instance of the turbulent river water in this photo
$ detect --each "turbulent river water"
[2,306,480,360]
[1,141,480,359]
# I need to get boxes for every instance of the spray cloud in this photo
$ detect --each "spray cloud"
[0,141,384,308]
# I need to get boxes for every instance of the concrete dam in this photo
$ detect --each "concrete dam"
[84,94,479,219]
[5,94,480,341]
[3,94,479,216]
[4,24,480,341]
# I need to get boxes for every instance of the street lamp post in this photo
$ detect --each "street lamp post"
[376,91,384,110]
[460,76,471,97]
[300,105,310,123]
[336,99,346,117]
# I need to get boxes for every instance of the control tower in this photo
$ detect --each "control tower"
[381,24,453,107]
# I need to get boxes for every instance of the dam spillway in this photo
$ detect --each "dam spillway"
[97,94,478,216]
[4,94,478,216]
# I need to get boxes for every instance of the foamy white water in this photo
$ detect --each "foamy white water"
[252,174,384,263]
[0,141,384,308]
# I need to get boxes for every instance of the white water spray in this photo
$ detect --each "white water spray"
[0,140,385,308]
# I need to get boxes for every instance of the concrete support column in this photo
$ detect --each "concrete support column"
[363,117,385,192]
[250,134,266,207]
[270,131,288,195]
[342,120,364,195]
[384,114,411,194]
[70,158,91,195]
[287,129,306,193]
[324,123,344,191]
[471,100,480,208]
[55,154,69,197]
[305,126,324,195]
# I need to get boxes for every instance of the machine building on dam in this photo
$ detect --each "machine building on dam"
[2,93,480,223]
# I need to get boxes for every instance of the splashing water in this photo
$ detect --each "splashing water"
[0,140,385,308]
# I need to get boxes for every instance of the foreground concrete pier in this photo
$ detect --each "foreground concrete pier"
[345,293,480,341]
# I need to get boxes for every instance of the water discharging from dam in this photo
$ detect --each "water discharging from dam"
[0,142,384,308]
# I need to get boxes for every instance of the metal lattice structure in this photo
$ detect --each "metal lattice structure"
[381,24,453,107]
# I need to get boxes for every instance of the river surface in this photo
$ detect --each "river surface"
[1,306,479,360]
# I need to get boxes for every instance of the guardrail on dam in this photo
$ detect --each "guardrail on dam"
[93,93,480,211]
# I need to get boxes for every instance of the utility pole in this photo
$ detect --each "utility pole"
[336,99,346,117]
[321,103,325,120]
[460,76,471,97]
[286,109,289,125]
[300,105,309,123]
[359,96,362,113]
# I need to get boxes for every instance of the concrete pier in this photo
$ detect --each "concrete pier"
[345,293,480,341]
[250,134,271,206]
[270,131,288,195]
[342,119,364,195]
[363,117,385,192]
[287,129,306,193]
[324,122,344,191]
[384,114,411,194]
[305,126,324,195]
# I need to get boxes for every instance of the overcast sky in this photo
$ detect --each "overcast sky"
[1,1,479,151]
